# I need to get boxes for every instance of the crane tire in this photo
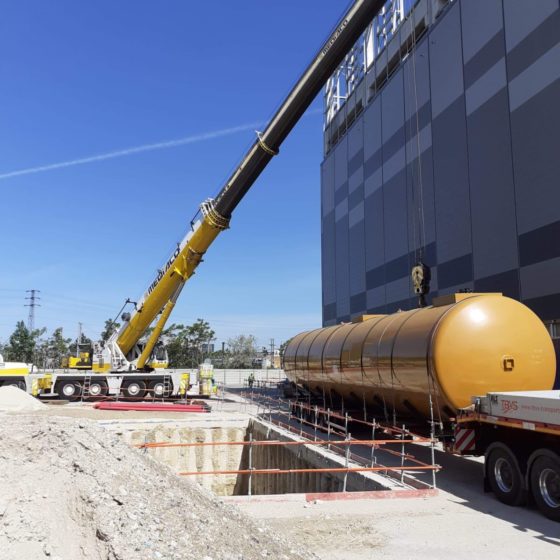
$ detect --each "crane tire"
[121,380,146,401]
[56,381,82,402]
[487,445,525,507]
[3,380,26,391]
[148,380,171,399]
[530,452,560,521]
[85,380,108,401]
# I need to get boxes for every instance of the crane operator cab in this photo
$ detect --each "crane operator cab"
[135,341,169,370]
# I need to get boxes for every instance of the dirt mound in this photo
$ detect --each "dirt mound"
[0,386,46,412]
[0,415,313,560]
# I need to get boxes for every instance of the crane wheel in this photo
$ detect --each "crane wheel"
[56,381,82,402]
[2,380,26,391]
[121,380,146,401]
[530,452,560,521]
[148,380,171,399]
[85,380,108,401]
[486,445,525,507]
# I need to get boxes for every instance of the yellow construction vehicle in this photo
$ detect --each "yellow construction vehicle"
[0,354,51,395]
[0,354,30,389]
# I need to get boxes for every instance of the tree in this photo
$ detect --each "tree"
[227,334,257,368]
[47,328,72,368]
[165,319,215,368]
[3,321,44,363]
[101,319,121,342]
[279,338,293,358]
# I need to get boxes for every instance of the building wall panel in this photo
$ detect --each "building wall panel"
[321,0,560,328]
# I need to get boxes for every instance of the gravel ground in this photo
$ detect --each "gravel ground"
[0,413,315,560]
[235,462,560,559]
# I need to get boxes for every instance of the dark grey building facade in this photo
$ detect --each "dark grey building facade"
[321,0,560,343]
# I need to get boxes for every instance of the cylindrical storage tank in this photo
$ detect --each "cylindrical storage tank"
[283,294,556,422]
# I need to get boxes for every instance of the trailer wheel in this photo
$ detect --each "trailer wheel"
[530,452,560,521]
[56,381,82,402]
[121,380,146,401]
[85,380,108,401]
[148,380,171,399]
[487,446,525,506]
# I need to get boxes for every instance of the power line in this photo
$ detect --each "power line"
[25,289,41,332]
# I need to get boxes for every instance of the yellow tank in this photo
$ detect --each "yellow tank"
[283,294,556,421]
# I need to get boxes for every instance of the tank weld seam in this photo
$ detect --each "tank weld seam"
[388,309,423,428]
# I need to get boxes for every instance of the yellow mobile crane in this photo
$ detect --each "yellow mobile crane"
[55,0,384,400]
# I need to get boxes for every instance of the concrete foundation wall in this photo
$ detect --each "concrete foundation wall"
[237,420,398,496]
[109,417,249,496]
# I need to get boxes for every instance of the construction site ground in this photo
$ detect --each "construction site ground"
[223,388,560,559]
[1,385,558,559]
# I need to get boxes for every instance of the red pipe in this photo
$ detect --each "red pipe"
[93,402,209,412]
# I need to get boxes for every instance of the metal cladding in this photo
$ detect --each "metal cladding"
[284,294,557,421]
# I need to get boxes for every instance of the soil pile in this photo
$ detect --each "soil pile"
[0,386,46,412]
[0,415,313,560]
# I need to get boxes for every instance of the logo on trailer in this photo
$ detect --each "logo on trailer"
[501,399,518,414]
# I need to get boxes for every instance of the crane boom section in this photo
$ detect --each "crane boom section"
[117,204,227,355]
[214,0,384,218]
[116,0,384,356]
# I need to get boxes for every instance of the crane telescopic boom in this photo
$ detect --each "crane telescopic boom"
[113,0,384,366]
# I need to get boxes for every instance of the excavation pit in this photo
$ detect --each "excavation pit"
[104,415,424,497]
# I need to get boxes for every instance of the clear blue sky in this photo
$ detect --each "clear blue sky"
[0,1,350,350]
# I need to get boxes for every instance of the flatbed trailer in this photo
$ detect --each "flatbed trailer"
[454,390,560,520]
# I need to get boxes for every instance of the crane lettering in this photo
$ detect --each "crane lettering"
[147,246,181,296]
[322,19,349,56]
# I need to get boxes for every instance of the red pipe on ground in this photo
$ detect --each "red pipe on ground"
[93,402,209,413]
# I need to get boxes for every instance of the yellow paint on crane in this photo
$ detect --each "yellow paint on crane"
[0,368,28,376]
[117,206,228,356]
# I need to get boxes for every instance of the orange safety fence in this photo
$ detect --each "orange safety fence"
[178,465,439,476]
[136,437,433,449]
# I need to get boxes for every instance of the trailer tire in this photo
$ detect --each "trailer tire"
[487,445,525,507]
[56,381,82,402]
[85,380,108,401]
[121,380,146,401]
[529,452,560,521]
[148,380,171,399]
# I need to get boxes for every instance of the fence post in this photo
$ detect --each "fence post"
[400,424,405,483]
[429,394,437,489]
[371,418,376,466]
[343,433,351,492]
[248,431,253,497]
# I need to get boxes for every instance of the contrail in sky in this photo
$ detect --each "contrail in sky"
[0,107,323,181]
[0,121,264,181]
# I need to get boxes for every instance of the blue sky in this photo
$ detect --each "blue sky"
[0,1,350,349]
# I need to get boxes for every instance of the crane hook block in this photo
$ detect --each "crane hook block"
[412,262,431,295]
